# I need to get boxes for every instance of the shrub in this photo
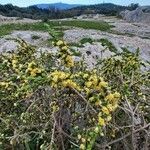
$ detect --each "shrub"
[80,38,94,45]
[0,27,149,150]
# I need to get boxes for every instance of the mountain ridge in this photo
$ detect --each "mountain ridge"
[32,2,83,10]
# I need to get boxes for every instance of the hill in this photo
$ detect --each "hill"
[0,3,138,20]
[33,2,82,10]
[69,3,131,16]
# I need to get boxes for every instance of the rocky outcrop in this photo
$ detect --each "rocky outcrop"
[120,7,150,24]
[0,15,16,22]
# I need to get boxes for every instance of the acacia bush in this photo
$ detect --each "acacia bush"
[0,28,149,150]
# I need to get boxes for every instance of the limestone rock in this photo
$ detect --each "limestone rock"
[120,6,150,24]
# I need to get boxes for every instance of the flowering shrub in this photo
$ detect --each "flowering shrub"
[0,28,149,150]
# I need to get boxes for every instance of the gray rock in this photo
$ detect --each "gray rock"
[120,6,150,24]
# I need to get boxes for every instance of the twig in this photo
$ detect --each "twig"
[70,87,97,113]
[96,123,150,149]
[49,114,56,150]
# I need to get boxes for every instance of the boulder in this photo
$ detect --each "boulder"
[120,6,150,23]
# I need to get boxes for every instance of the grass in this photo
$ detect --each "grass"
[80,38,94,44]
[49,20,113,31]
[97,38,118,53]
[68,42,84,48]
[0,23,47,37]
[31,35,41,40]
[0,20,112,37]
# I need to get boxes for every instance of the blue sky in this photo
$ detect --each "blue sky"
[0,0,149,7]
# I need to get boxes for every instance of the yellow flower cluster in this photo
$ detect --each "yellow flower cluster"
[12,59,18,69]
[54,40,74,67]
[10,56,20,73]
[65,55,74,67]
[97,91,120,126]
[105,92,120,108]
[77,134,86,150]
[0,81,9,89]
[98,117,105,126]
[50,70,81,90]
[26,61,42,77]
[50,70,70,82]
[62,79,80,90]
[85,74,108,91]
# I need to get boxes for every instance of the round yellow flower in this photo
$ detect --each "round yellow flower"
[99,81,108,88]
[83,74,88,79]
[78,134,82,140]
[80,144,85,150]
[56,40,64,46]
[61,46,68,51]
[113,92,120,98]
[106,115,112,122]
[81,138,86,143]
[102,106,110,115]
[98,117,105,126]
[85,81,92,88]
[12,59,17,65]
[106,93,115,101]
[94,127,99,133]
[65,55,74,67]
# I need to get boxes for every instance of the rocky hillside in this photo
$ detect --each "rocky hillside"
[120,6,150,23]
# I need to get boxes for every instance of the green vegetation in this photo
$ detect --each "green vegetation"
[31,35,40,40]
[0,23,47,37]
[0,20,112,37]
[0,22,64,38]
[52,20,112,31]
[68,42,84,48]
[98,38,118,53]
[80,38,94,44]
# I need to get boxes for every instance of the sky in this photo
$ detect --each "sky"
[0,0,149,7]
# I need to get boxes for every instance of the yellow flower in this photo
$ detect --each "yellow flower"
[83,74,88,79]
[90,75,98,85]
[28,61,36,68]
[61,46,68,51]
[50,71,69,83]
[106,93,115,101]
[65,55,74,67]
[80,144,85,150]
[102,106,110,115]
[29,68,41,77]
[99,81,108,88]
[0,82,9,88]
[95,100,101,106]
[98,117,105,126]
[84,88,90,94]
[81,138,86,143]
[52,76,59,83]
[94,127,99,133]
[56,40,64,46]
[107,115,112,122]
[30,71,37,77]
[107,104,113,112]
[85,81,92,88]
[99,77,104,81]
[78,134,82,140]
[12,59,17,65]
[62,79,80,90]
[113,92,120,99]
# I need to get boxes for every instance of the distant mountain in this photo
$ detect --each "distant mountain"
[33,2,82,10]
[70,3,129,15]
[0,3,137,20]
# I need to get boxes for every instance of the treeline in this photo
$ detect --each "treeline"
[0,3,139,20]
[69,3,139,16]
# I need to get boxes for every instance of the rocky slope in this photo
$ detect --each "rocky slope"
[120,6,150,24]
